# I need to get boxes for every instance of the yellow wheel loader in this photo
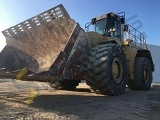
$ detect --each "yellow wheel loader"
[85,12,154,95]
[0,4,154,95]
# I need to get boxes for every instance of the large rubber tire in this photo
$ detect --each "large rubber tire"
[50,80,81,90]
[127,57,153,90]
[85,44,128,95]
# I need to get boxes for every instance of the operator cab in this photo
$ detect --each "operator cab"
[91,12,125,39]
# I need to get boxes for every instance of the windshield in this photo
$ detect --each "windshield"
[95,17,120,38]
[95,18,107,35]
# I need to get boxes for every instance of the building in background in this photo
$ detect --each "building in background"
[148,44,160,82]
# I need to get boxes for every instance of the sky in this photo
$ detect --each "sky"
[0,0,160,51]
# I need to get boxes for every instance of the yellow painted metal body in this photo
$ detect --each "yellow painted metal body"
[87,31,143,80]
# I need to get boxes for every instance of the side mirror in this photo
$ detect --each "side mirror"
[123,25,128,31]
[121,17,125,24]
[91,18,96,24]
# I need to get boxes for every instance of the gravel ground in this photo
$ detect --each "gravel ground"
[0,79,160,120]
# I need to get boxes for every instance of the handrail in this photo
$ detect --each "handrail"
[127,24,147,49]
[85,22,92,32]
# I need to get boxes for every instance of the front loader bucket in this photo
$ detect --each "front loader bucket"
[0,4,77,74]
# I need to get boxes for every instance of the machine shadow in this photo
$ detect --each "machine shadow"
[29,86,158,119]
[30,94,113,119]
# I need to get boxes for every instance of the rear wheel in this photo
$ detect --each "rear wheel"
[85,44,128,95]
[49,80,81,90]
[127,57,152,90]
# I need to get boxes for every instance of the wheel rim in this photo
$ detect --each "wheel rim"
[112,57,123,83]
[144,66,149,81]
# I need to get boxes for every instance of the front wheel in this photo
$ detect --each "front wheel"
[85,44,128,95]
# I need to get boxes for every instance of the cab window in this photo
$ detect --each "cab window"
[95,19,107,35]
[114,19,121,37]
